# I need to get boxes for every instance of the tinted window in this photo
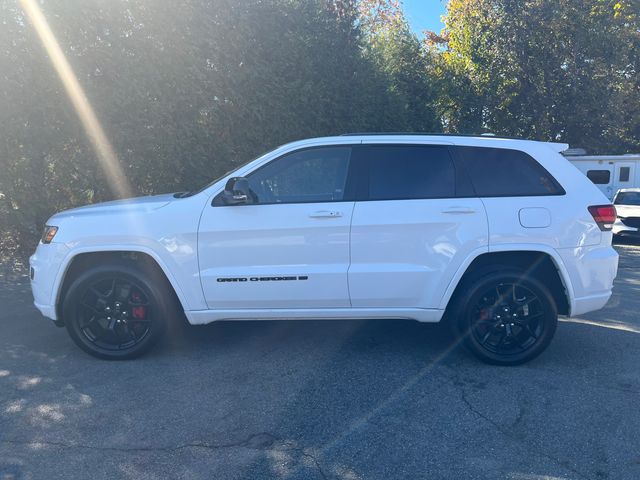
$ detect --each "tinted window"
[619,167,630,182]
[587,170,611,185]
[455,147,565,196]
[615,191,640,206]
[246,147,351,204]
[363,145,455,200]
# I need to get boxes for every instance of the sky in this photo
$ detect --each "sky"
[403,0,447,35]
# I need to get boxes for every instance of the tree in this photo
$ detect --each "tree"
[358,0,442,132]
[435,0,640,153]
[0,0,435,255]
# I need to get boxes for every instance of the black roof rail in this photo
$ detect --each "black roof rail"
[339,132,538,141]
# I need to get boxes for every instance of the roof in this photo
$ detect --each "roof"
[341,132,534,141]
[334,133,569,153]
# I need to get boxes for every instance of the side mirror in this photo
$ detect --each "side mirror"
[222,177,252,205]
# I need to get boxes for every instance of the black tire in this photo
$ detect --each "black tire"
[449,269,558,365]
[62,262,175,360]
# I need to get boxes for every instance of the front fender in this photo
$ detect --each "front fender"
[51,244,205,315]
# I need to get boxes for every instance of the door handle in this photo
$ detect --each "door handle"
[309,210,342,218]
[441,206,477,214]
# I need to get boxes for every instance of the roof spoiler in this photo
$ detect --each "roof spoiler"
[545,142,569,153]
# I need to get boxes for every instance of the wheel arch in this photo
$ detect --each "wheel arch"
[54,247,188,324]
[441,246,573,317]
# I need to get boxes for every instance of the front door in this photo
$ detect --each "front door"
[198,146,355,309]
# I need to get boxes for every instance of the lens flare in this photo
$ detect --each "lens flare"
[19,0,132,200]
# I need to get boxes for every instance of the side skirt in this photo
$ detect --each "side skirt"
[184,307,444,325]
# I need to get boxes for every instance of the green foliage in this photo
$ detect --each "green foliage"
[436,0,640,152]
[0,0,440,255]
[1,0,638,256]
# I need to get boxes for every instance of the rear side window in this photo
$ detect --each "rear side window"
[361,145,455,200]
[587,170,611,185]
[454,147,565,197]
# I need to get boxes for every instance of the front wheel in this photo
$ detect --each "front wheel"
[451,270,558,365]
[62,263,172,360]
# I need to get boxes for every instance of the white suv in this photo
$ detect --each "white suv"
[30,134,619,364]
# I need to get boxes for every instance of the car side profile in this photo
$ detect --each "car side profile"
[30,134,619,364]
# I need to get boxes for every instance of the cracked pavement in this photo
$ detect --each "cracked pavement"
[1,242,640,479]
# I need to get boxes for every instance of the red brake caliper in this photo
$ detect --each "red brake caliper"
[132,306,146,319]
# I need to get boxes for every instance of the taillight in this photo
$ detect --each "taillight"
[588,205,616,231]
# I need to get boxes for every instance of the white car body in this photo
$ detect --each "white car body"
[30,135,619,328]
[613,188,640,236]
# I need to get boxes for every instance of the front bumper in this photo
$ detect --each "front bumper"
[29,242,70,322]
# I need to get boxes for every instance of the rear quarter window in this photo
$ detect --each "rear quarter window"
[454,146,565,197]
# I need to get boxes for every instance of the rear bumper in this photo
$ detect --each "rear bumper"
[556,244,618,317]
[613,218,640,236]
[571,292,613,317]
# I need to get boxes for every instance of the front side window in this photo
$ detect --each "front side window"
[246,147,352,204]
[587,170,611,185]
[362,145,455,200]
[455,146,565,196]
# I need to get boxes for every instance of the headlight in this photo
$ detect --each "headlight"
[41,225,59,244]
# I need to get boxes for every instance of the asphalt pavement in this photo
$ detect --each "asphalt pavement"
[1,243,640,480]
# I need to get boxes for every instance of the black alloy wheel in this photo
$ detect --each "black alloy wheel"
[470,282,545,356]
[76,276,153,351]
[452,269,558,365]
[63,262,172,359]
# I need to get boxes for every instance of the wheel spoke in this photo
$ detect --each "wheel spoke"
[90,287,108,298]
[516,296,538,308]
[81,302,101,314]
[480,330,493,345]
[128,318,152,324]
[522,324,538,340]
[512,333,529,350]
[80,315,99,329]
[116,283,131,302]
[495,332,508,350]
[107,279,117,299]
[120,323,136,343]
[78,276,153,351]
[514,313,543,327]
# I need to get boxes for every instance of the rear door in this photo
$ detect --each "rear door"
[348,144,488,309]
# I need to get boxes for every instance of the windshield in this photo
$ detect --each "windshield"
[615,191,640,206]
[177,155,262,198]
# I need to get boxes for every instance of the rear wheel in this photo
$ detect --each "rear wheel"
[62,263,173,360]
[451,269,558,365]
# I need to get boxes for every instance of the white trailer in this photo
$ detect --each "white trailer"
[563,151,640,200]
